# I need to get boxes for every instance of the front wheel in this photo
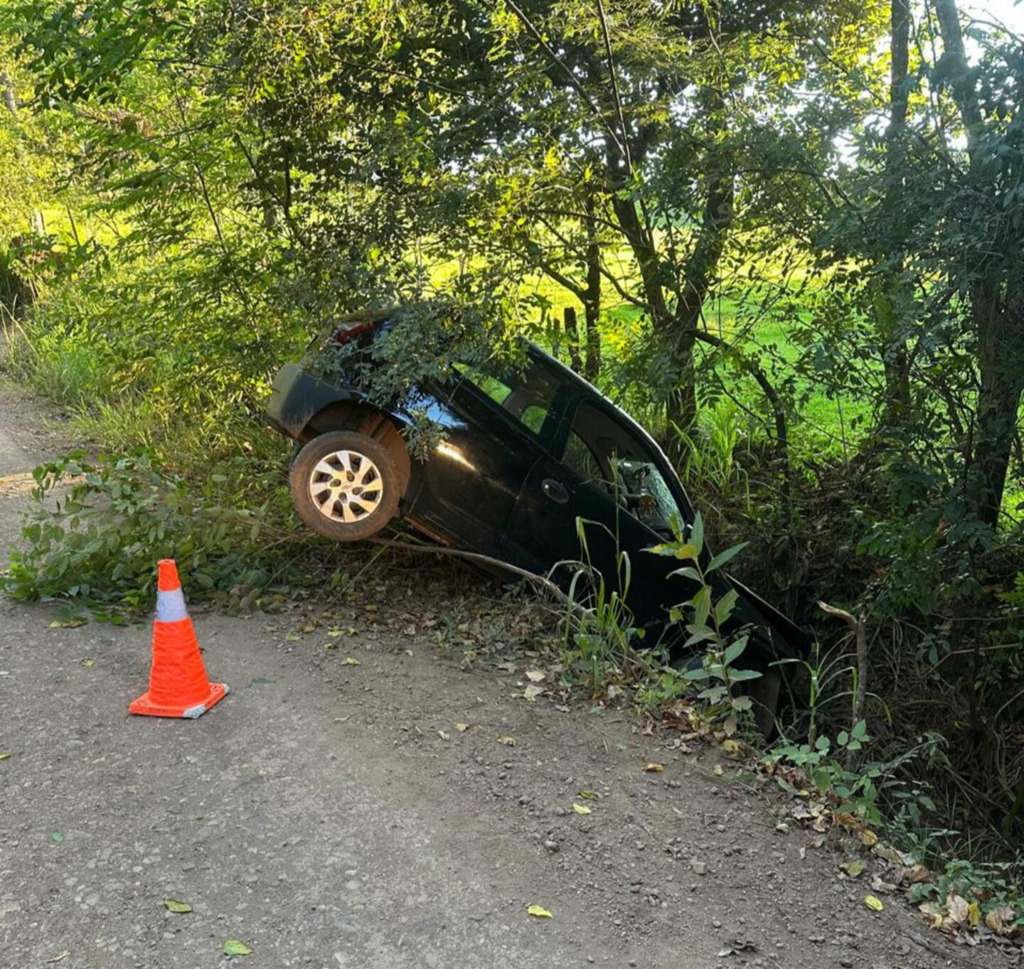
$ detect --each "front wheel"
[290,430,402,542]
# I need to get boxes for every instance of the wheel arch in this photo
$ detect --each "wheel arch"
[301,399,412,499]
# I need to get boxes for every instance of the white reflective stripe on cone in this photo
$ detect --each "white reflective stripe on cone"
[156,587,188,622]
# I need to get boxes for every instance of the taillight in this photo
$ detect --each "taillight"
[330,321,377,345]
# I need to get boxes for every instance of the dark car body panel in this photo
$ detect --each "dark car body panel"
[267,334,809,660]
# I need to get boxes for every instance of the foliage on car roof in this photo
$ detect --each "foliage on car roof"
[311,297,526,456]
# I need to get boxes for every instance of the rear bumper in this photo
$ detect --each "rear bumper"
[265,363,362,440]
[266,363,308,438]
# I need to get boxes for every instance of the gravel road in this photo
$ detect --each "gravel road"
[0,377,1013,969]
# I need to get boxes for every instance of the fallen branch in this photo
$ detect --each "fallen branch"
[367,536,584,615]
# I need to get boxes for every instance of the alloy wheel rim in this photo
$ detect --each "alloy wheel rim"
[309,449,384,523]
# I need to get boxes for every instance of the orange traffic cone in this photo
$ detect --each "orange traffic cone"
[129,559,229,719]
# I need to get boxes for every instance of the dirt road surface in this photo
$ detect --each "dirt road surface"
[0,378,1014,969]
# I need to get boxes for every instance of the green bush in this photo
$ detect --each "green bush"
[1,451,291,614]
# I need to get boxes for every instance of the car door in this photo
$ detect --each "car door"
[408,353,569,557]
[502,394,694,626]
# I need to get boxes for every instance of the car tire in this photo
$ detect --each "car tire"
[290,430,402,542]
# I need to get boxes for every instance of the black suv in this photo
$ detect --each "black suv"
[267,311,807,680]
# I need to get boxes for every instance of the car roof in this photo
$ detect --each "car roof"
[525,340,598,393]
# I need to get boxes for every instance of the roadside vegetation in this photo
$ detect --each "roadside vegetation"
[1,0,1023,942]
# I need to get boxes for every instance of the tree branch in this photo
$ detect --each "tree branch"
[594,0,632,175]
[367,536,584,615]
[504,0,627,157]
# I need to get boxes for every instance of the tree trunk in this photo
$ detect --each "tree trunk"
[664,97,735,446]
[583,189,602,381]
[563,306,583,374]
[583,297,601,382]
[969,282,1024,526]
[1,75,16,116]
[0,71,45,236]
[879,0,912,429]
[605,146,686,428]
[934,0,1023,524]
[933,0,982,132]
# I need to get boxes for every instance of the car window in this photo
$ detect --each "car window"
[456,367,512,407]
[563,430,604,485]
[562,401,684,537]
[454,358,560,439]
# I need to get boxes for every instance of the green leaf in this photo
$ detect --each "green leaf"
[727,668,762,682]
[723,635,749,666]
[223,940,253,956]
[692,586,711,628]
[706,542,748,573]
[715,590,739,627]
[683,626,716,648]
[689,513,704,557]
[670,566,700,582]
[163,899,192,914]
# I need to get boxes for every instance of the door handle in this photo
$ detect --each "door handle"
[541,478,569,504]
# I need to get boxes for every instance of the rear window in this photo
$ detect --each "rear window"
[454,358,561,438]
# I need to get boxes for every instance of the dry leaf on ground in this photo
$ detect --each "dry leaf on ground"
[905,863,931,884]
[946,894,970,927]
[984,905,1018,936]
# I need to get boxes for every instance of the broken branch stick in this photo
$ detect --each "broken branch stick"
[367,536,585,615]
